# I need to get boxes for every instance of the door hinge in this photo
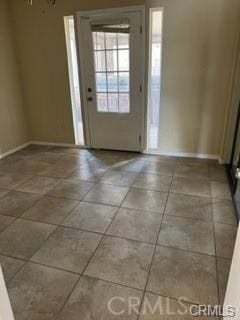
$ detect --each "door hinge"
[139,135,142,145]
[140,85,142,93]
[140,25,143,34]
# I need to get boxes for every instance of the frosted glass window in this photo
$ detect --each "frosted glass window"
[92,23,130,113]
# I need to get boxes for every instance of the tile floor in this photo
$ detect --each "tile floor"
[0,145,237,319]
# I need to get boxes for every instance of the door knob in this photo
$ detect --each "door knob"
[87,97,93,102]
[235,168,240,179]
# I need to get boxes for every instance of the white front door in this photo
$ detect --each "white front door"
[76,7,144,151]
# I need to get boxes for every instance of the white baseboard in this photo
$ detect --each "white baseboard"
[30,141,86,148]
[144,149,222,161]
[0,142,31,160]
[218,158,227,165]
[0,141,226,165]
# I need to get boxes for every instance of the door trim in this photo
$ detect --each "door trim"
[75,6,146,151]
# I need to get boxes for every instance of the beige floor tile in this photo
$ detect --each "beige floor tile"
[31,227,102,273]
[58,276,143,320]
[81,157,114,170]
[48,179,94,200]
[0,191,40,217]
[92,150,120,158]
[175,164,209,180]
[8,262,79,320]
[0,158,23,173]
[158,216,215,255]
[50,146,91,158]
[171,177,211,197]
[147,246,218,305]
[217,257,231,305]
[0,255,24,283]
[100,169,138,187]
[0,215,15,232]
[56,154,88,167]
[68,167,106,182]
[0,148,235,320]
[165,193,213,221]
[0,219,56,259]
[211,181,231,200]
[122,188,168,214]
[107,208,162,243]
[14,160,50,175]
[117,151,141,160]
[85,236,154,290]
[62,202,117,233]
[139,293,218,319]
[0,172,32,189]
[178,157,211,167]
[0,188,9,198]
[113,159,146,172]
[36,163,76,178]
[22,196,78,224]
[15,176,60,195]
[22,144,51,153]
[140,155,179,164]
[142,162,175,176]
[214,223,237,258]
[210,166,227,182]
[212,199,237,225]
[84,183,129,206]
[133,173,172,192]
[29,151,60,165]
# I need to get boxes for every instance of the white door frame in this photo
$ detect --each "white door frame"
[75,5,146,151]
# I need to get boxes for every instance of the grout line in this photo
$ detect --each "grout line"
[1,214,229,259]
[211,182,221,306]
[29,260,82,276]
[52,275,82,320]
[136,173,174,319]
[155,243,216,259]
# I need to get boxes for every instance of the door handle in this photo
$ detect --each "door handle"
[87,97,93,102]
[235,168,240,179]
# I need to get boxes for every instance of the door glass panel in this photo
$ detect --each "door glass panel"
[107,72,118,92]
[96,73,107,92]
[108,93,118,112]
[97,93,108,112]
[92,21,130,113]
[94,51,106,72]
[118,50,129,71]
[93,32,105,50]
[64,16,84,145]
[147,9,163,150]
[106,50,118,71]
[105,33,117,49]
[119,72,129,92]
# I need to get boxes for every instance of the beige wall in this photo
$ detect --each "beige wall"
[9,0,240,156]
[0,0,28,154]
[157,0,240,156]
[9,0,143,144]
